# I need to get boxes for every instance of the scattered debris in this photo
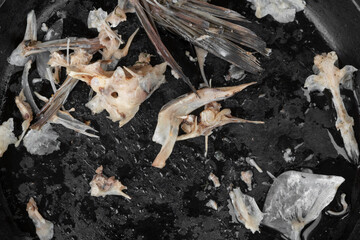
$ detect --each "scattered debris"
[208,173,221,188]
[44,19,64,42]
[262,171,345,240]
[302,214,322,240]
[8,10,37,66]
[152,83,257,168]
[32,91,99,138]
[225,65,246,81]
[22,60,40,114]
[50,110,99,138]
[326,193,349,216]
[247,0,306,23]
[283,148,295,162]
[87,7,136,60]
[23,124,60,155]
[32,78,43,84]
[194,46,209,86]
[15,90,33,147]
[69,53,166,127]
[305,51,359,163]
[87,8,109,32]
[114,0,135,23]
[228,187,264,233]
[177,101,263,157]
[89,166,131,199]
[185,51,197,62]
[128,0,269,94]
[206,199,218,210]
[301,168,313,174]
[304,154,314,162]
[302,87,311,102]
[26,197,54,240]
[266,171,276,180]
[171,69,180,79]
[327,130,350,162]
[41,23,48,32]
[0,118,17,157]
[246,157,263,173]
[294,142,304,151]
[241,170,253,191]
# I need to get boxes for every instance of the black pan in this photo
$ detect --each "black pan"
[0,0,359,239]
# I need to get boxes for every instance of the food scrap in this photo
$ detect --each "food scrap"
[87,7,136,61]
[208,172,221,188]
[3,1,358,239]
[89,165,131,199]
[282,148,295,163]
[225,65,246,81]
[23,124,60,156]
[262,171,344,240]
[69,53,167,127]
[151,82,258,168]
[128,0,269,93]
[246,157,263,173]
[326,193,349,216]
[194,46,209,86]
[305,51,359,163]
[228,187,263,233]
[15,90,33,147]
[206,199,218,210]
[0,118,17,157]
[247,0,306,23]
[26,197,54,240]
[241,170,253,191]
[8,10,37,66]
[177,101,263,156]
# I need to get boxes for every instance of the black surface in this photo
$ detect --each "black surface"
[0,0,360,239]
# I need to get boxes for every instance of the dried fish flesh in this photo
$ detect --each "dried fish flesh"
[177,101,263,156]
[69,53,167,127]
[26,197,54,240]
[305,52,359,163]
[152,82,256,168]
[89,165,131,199]
[241,170,253,191]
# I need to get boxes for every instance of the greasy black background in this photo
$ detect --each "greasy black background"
[0,0,360,239]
